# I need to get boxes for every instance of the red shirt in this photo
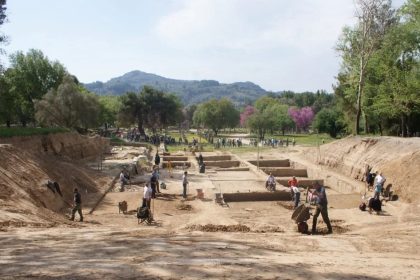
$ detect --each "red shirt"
[288,178,298,187]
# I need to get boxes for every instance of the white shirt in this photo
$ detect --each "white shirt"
[291,186,300,194]
[182,174,188,184]
[375,174,385,185]
[120,172,126,182]
[143,185,152,200]
[267,175,276,184]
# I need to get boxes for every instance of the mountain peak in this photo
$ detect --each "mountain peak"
[83,70,268,106]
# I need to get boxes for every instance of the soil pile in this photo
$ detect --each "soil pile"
[0,132,110,160]
[0,133,112,228]
[187,224,251,232]
[303,136,420,202]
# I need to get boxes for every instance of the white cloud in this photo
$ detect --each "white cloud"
[156,0,355,52]
[153,0,364,91]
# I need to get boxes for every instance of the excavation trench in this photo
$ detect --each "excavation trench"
[222,191,291,202]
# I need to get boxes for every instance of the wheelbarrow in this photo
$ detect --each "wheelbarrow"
[291,204,311,234]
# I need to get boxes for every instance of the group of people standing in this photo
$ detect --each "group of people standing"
[214,138,243,148]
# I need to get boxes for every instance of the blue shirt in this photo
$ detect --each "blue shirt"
[314,187,328,205]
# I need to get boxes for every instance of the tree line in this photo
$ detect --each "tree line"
[0,46,340,138]
[335,0,420,136]
[0,0,418,138]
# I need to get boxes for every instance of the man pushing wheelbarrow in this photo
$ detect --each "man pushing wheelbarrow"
[291,181,332,234]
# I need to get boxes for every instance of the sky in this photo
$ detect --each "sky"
[1,0,405,92]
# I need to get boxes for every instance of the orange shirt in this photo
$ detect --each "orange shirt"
[288,178,298,187]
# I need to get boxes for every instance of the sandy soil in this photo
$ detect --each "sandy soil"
[1,137,420,279]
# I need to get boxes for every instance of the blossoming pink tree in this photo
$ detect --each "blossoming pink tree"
[288,107,314,132]
[240,105,255,127]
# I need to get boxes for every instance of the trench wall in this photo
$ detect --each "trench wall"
[248,160,290,167]
[202,155,232,161]
[0,132,110,160]
[261,168,307,177]
[163,156,188,161]
[205,160,240,168]
[223,191,291,202]
[162,161,191,168]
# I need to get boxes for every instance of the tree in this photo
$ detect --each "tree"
[246,109,268,140]
[313,108,346,138]
[34,75,100,129]
[0,71,15,127]
[6,49,66,126]
[118,86,182,133]
[0,0,7,71]
[118,92,145,133]
[336,0,396,134]
[193,98,239,135]
[270,104,294,135]
[246,97,294,138]
[371,0,420,136]
[184,104,197,126]
[254,96,277,112]
[141,86,182,133]
[98,95,121,129]
[288,107,315,132]
[240,105,255,127]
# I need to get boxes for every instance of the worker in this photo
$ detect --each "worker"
[119,170,128,185]
[288,176,298,200]
[374,172,386,200]
[310,181,332,234]
[266,173,276,191]
[70,188,83,222]
[291,185,300,209]
[288,176,298,187]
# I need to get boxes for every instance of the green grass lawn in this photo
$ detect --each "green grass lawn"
[274,133,336,146]
[0,127,69,138]
[216,132,336,147]
[166,131,208,144]
[165,143,214,153]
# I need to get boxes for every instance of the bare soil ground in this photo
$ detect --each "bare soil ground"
[1,135,420,279]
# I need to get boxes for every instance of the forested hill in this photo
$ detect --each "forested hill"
[83,70,267,106]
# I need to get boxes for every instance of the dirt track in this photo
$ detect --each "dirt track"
[1,137,420,279]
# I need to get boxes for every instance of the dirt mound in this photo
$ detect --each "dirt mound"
[303,136,420,202]
[0,134,112,228]
[187,224,251,232]
[176,202,193,211]
[0,132,110,160]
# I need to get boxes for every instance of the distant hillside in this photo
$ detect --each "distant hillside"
[83,70,268,106]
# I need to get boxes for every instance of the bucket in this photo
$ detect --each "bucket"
[196,188,204,199]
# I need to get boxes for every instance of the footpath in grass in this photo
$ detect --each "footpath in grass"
[0,127,69,138]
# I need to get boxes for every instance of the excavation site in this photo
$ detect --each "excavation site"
[0,133,419,280]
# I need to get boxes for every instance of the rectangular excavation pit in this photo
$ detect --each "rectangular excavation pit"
[162,161,191,168]
[216,167,250,172]
[201,155,232,161]
[248,159,290,167]
[222,191,291,202]
[205,160,240,168]
[261,168,308,177]
[162,156,188,161]
[276,178,324,187]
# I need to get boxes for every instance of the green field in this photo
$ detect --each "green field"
[0,127,69,138]
[165,143,214,153]
[166,131,208,144]
[272,133,336,146]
